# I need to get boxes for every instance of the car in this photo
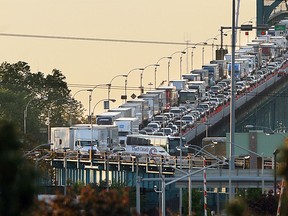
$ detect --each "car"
[174,120,187,132]
[209,97,221,108]
[245,75,257,86]
[195,107,206,117]
[166,123,179,135]
[181,115,195,127]
[163,112,174,122]
[153,115,168,127]
[216,94,228,104]
[158,128,173,136]
[198,103,211,115]
[190,110,201,121]
[147,122,161,132]
[236,84,245,94]
[169,107,183,117]
[153,131,165,136]
[209,85,223,94]
[139,129,147,135]
[217,81,229,90]
[142,127,156,135]
[179,105,190,115]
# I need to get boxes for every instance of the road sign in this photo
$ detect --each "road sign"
[131,93,136,99]
[275,25,286,31]
[240,24,253,31]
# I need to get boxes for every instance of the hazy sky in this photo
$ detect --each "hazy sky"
[0,0,257,115]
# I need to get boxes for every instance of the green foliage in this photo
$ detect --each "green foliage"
[277,146,288,180]
[32,185,138,216]
[0,120,36,216]
[182,188,203,216]
[0,61,85,145]
[225,198,248,216]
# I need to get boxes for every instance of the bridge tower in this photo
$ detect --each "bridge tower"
[257,0,286,33]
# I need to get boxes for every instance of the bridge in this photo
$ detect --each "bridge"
[182,66,288,144]
[257,0,288,27]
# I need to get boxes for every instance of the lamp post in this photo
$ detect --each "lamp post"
[229,0,237,202]
[168,51,186,82]
[24,143,52,157]
[202,38,217,65]
[23,95,47,134]
[179,51,186,79]
[190,46,196,71]
[154,57,172,88]
[124,68,144,102]
[107,74,127,102]
[176,144,219,216]
[131,155,142,215]
[140,64,160,94]
[234,143,265,194]
[91,98,116,124]
[88,84,110,123]
[70,89,92,126]
[212,139,265,194]
[151,157,166,216]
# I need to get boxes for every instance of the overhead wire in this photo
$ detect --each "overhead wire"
[0,32,233,47]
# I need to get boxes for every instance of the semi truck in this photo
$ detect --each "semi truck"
[138,93,161,116]
[119,99,150,128]
[190,69,209,86]
[96,111,122,125]
[202,64,220,87]
[168,80,187,91]
[155,86,179,111]
[187,81,207,101]
[108,107,134,118]
[114,117,140,145]
[50,124,119,152]
[210,60,228,79]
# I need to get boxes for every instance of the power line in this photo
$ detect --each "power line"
[0,32,228,47]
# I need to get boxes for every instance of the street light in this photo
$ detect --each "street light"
[154,57,172,88]
[150,157,166,216]
[176,144,220,216]
[190,46,196,71]
[202,38,217,65]
[168,51,186,82]
[107,74,127,102]
[70,88,92,126]
[23,95,47,134]
[91,98,116,122]
[88,84,110,123]
[212,140,265,194]
[124,68,144,102]
[24,143,52,157]
[131,155,142,215]
[140,64,160,94]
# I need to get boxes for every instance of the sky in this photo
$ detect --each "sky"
[0,0,257,116]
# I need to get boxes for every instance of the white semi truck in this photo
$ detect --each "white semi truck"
[114,117,140,145]
[50,124,119,152]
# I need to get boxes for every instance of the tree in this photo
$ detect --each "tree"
[0,61,85,145]
[32,185,138,216]
[0,120,36,216]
